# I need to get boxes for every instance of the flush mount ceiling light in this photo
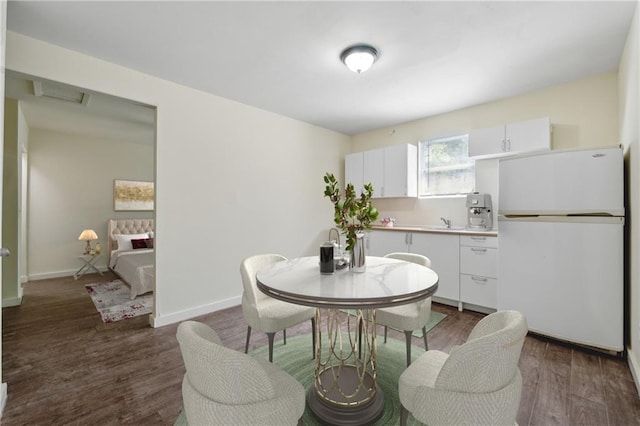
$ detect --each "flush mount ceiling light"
[340,44,379,74]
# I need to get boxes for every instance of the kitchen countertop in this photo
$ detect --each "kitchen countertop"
[371,225,498,237]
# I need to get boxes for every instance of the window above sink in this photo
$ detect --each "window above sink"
[419,134,475,197]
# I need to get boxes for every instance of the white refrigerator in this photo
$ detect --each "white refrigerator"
[497,146,624,353]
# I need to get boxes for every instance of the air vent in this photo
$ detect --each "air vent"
[32,80,91,106]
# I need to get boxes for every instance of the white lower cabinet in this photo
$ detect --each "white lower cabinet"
[411,233,460,304]
[459,235,498,310]
[366,230,409,256]
[367,230,460,305]
[368,230,497,311]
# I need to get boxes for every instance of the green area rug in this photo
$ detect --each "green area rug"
[175,332,435,425]
[175,313,447,425]
[254,334,426,425]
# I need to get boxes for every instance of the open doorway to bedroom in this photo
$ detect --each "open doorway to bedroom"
[2,70,157,322]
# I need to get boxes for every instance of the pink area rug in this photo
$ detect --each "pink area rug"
[85,280,152,323]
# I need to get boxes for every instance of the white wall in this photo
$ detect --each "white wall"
[27,127,153,279]
[18,104,27,285]
[5,32,351,326]
[619,3,640,394]
[1,0,8,415]
[2,99,19,305]
[351,72,620,229]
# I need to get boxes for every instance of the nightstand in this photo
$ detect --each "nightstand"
[73,253,104,280]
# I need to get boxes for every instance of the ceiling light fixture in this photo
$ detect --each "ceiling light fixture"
[340,44,379,74]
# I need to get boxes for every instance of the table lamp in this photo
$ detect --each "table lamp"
[78,229,98,255]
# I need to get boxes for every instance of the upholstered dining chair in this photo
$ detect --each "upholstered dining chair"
[398,310,528,426]
[376,252,433,366]
[240,253,316,362]
[176,321,305,426]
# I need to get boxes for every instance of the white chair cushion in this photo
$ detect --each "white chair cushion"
[398,310,528,426]
[240,254,315,334]
[398,349,448,408]
[177,321,305,426]
[376,298,431,331]
[182,360,305,425]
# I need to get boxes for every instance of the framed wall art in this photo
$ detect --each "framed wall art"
[114,179,154,211]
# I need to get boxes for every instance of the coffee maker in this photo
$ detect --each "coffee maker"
[466,193,493,231]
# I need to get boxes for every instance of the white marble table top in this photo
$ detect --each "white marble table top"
[256,256,439,309]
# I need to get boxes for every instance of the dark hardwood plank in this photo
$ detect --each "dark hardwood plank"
[2,273,639,425]
[529,340,573,425]
[600,356,640,425]
[570,350,606,405]
[568,394,609,426]
[517,334,548,425]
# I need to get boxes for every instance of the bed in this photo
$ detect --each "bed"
[107,219,155,299]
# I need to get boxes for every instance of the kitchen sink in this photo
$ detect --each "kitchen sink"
[395,225,466,231]
[423,225,466,231]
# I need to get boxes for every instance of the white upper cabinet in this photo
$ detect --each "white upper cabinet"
[469,117,551,159]
[346,143,417,199]
[383,144,417,198]
[363,148,385,196]
[345,152,364,193]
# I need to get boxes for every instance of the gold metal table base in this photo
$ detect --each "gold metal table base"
[307,308,384,425]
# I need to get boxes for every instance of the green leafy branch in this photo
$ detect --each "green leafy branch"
[323,172,379,252]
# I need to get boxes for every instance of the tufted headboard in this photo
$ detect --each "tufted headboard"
[107,219,154,264]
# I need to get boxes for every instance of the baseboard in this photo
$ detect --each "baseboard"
[628,346,640,396]
[432,296,458,308]
[28,267,109,281]
[459,302,496,315]
[0,382,7,418]
[149,295,241,328]
[2,296,22,307]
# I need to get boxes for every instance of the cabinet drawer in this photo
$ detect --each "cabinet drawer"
[460,274,497,309]
[460,235,498,248]
[460,246,497,278]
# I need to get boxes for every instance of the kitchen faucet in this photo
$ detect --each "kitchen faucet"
[328,227,341,248]
[440,217,452,228]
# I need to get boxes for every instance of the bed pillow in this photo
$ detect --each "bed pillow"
[115,233,149,252]
[131,238,154,249]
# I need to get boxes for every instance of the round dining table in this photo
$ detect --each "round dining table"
[257,255,439,425]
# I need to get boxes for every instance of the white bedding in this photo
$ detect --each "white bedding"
[110,249,154,299]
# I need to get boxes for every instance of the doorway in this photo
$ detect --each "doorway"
[3,70,157,314]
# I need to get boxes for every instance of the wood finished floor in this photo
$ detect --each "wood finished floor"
[2,272,640,425]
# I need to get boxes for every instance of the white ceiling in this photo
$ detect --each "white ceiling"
[5,1,637,136]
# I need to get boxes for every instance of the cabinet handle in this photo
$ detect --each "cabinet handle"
[471,247,487,253]
[470,236,486,241]
[406,233,413,245]
[471,276,488,283]
[506,138,511,151]
[501,139,506,151]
